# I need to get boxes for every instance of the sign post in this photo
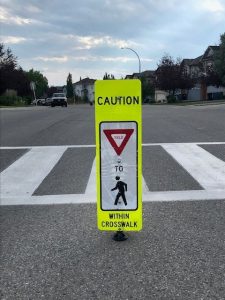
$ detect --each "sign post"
[95,79,142,240]
[30,81,37,105]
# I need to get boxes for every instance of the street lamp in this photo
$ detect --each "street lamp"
[121,47,141,74]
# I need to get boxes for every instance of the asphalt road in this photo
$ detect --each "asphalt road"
[1,104,225,300]
[1,104,225,146]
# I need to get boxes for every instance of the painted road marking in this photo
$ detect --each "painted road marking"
[162,144,225,190]
[85,158,96,196]
[1,143,225,205]
[1,147,67,199]
[1,190,225,206]
[1,142,225,150]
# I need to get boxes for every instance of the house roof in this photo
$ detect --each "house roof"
[125,70,155,79]
[140,70,155,77]
[181,59,193,66]
[181,55,203,67]
[208,45,220,50]
[191,55,203,65]
[73,77,96,85]
[125,75,133,79]
[202,46,220,60]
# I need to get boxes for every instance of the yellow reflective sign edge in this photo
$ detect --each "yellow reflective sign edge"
[95,79,142,231]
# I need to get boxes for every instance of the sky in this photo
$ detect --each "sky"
[1,0,225,86]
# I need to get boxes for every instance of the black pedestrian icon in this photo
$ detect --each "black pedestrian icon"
[111,176,127,206]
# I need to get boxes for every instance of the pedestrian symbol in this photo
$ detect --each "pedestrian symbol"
[111,176,128,206]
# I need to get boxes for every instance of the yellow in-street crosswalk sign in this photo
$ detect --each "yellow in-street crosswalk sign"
[95,79,142,231]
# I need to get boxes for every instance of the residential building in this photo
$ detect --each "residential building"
[181,56,203,78]
[125,45,224,102]
[73,77,96,103]
[155,90,168,103]
[181,45,223,100]
[125,70,155,84]
[202,46,220,74]
[181,46,220,79]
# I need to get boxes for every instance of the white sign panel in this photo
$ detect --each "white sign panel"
[100,121,138,211]
[30,81,36,90]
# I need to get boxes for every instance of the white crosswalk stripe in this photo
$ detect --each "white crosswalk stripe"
[1,147,67,203]
[162,144,225,190]
[1,143,225,205]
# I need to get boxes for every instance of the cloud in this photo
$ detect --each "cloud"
[60,34,139,50]
[0,7,31,25]
[35,56,69,63]
[34,54,152,63]
[1,0,224,86]
[0,35,27,44]
[76,35,130,49]
[100,56,153,63]
[201,0,224,12]
[26,5,42,13]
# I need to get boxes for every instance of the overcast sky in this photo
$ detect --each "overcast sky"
[1,0,225,86]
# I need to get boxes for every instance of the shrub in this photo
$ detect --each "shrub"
[167,95,177,103]
[0,95,26,106]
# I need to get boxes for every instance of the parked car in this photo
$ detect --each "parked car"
[45,98,53,106]
[51,93,67,107]
[40,98,46,105]
[31,99,45,105]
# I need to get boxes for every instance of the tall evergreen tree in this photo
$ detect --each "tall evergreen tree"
[103,72,115,80]
[66,73,74,98]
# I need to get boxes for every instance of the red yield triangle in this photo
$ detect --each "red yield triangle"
[103,129,134,155]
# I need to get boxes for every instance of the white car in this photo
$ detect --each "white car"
[51,93,67,107]
[31,99,45,106]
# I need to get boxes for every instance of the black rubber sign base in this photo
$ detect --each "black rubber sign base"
[112,231,128,241]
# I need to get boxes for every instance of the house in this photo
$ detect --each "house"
[181,46,223,100]
[51,86,67,95]
[201,46,220,74]
[181,56,203,79]
[181,46,220,79]
[125,70,155,84]
[155,90,168,103]
[73,77,96,103]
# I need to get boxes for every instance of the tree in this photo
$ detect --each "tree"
[103,72,115,80]
[156,54,193,97]
[26,69,48,98]
[141,77,155,102]
[0,43,30,96]
[156,54,180,95]
[203,67,221,87]
[66,73,74,98]
[0,43,17,94]
[0,43,17,70]
[13,67,31,97]
[214,33,225,86]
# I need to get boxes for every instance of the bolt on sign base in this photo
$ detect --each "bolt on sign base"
[112,231,128,241]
